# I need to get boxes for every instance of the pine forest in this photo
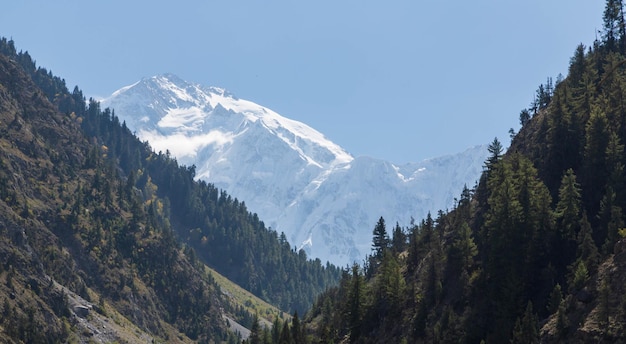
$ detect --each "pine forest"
[1,1,626,343]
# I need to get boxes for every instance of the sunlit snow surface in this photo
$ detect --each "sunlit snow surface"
[102,74,488,266]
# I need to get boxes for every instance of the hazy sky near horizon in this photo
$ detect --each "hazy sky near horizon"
[2,1,606,163]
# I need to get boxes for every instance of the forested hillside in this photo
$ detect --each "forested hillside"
[304,1,626,343]
[0,36,339,342]
[4,1,625,343]
[0,44,234,342]
[78,97,341,314]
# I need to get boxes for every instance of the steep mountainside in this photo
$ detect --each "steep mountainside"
[0,37,339,342]
[0,44,231,343]
[102,75,488,265]
[303,2,626,343]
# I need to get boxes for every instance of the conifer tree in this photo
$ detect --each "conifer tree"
[457,184,473,218]
[605,131,624,184]
[603,0,626,52]
[372,251,405,319]
[511,302,539,344]
[606,131,625,198]
[519,109,531,126]
[536,77,554,110]
[568,44,587,86]
[485,137,503,171]
[545,89,581,190]
[536,84,547,110]
[447,221,477,300]
[449,222,477,275]
[272,317,281,344]
[347,264,364,342]
[585,103,610,164]
[372,217,389,261]
[556,298,569,337]
[547,284,563,315]
[249,315,261,344]
[391,222,406,254]
[483,157,523,294]
[406,222,422,274]
[279,321,292,344]
[602,53,626,125]
[262,327,272,344]
[576,212,599,272]
[570,259,589,292]
[572,59,597,118]
[555,169,581,241]
[291,312,304,344]
[479,155,555,341]
[599,188,624,253]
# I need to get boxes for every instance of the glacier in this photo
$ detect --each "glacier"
[101,74,488,266]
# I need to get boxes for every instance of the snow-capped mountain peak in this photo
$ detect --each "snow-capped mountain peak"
[102,74,488,266]
[103,74,352,168]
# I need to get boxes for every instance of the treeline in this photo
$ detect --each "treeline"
[304,1,626,342]
[78,99,341,314]
[0,36,340,315]
[0,46,239,342]
[0,34,340,342]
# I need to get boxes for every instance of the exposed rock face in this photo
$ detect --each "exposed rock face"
[541,249,626,343]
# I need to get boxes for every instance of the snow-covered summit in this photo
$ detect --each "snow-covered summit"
[102,74,352,167]
[102,74,488,266]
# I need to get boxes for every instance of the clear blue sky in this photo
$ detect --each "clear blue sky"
[1,1,606,163]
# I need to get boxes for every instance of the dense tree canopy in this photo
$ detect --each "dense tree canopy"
[304,1,626,342]
[0,36,340,342]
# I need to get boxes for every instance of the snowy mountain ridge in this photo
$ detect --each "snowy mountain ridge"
[109,74,351,167]
[101,74,488,266]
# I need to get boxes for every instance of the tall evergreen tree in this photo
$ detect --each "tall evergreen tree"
[537,78,554,110]
[347,264,364,342]
[582,108,609,204]
[576,212,599,273]
[568,44,587,86]
[391,222,407,254]
[599,187,624,253]
[449,222,478,275]
[485,137,503,171]
[372,251,405,320]
[547,284,563,315]
[572,57,598,119]
[478,154,555,341]
[603,0,626,52]
[372,217,389,260]
[520,109,531,126]
[545,88,581,192]
[606,131,625,196]
[555,169,582,241]
[291,312,304,344]
[249,315,262,344]
[279,321,292,344]
[510,302,539,344]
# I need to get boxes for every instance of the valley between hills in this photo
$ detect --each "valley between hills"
[2,2,626,342]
